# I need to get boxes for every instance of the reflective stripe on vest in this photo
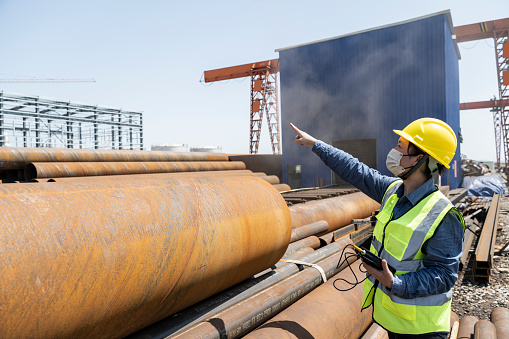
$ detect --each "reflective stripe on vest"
[361,180,465,334]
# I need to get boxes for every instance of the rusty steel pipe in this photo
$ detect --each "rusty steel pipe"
[289,192,380,232]
[131,238,352,338]
[173,241,358,339]
[491,307,509,338]
[24,161,246,180]
[243,260,371,339]
[258,175,280,185]
[38,169,256,183]
[290,220,329,242]
[0,146,230,170]
[457,315,479,339]
[284,235,321,255]
[0,176,291,338]
[474,319,497,339]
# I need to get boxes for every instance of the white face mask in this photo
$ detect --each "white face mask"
[386,149,407,176]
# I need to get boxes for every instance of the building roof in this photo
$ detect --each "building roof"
[275,10,461,60]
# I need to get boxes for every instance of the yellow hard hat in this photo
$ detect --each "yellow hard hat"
[393,118,457,169]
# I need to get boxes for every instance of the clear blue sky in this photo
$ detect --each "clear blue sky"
[0,1,507,161]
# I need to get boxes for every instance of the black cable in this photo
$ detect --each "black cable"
[333,244,369,292]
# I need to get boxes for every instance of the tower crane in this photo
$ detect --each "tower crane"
[204,59,280,154]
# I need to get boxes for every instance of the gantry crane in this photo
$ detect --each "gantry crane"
[456,18,509,170]
[204,59,281,154]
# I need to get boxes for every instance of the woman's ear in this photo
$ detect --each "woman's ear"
[414,154,424,166]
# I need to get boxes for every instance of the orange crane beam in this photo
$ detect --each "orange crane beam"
[460,99,509,110]
[204,59,279,83]
[455,18,509,42]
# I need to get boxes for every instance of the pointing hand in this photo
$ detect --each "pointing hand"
[290,123,317,147]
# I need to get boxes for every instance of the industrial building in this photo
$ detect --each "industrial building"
[279,11,462,189]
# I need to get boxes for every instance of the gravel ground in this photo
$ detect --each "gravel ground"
[452,177,509,319]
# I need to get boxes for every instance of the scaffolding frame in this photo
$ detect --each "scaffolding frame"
[0,91,143,149]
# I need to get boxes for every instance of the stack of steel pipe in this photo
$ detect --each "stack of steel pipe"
[128,191,380,338]
[0,146,293,191]
[455,307,509,339]
[0,145,385,337]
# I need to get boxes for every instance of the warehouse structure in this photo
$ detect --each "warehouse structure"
[0,91,143,150]
[278,11,462,189]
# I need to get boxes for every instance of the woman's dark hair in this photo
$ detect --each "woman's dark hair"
[408,142,446,178]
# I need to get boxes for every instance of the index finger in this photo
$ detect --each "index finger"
[290,123,301,135]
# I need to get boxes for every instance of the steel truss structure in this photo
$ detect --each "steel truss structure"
[249,71,280,154]
[0,91,143,149]
[495,35,508,170]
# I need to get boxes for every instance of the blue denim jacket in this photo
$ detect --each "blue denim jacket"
[312,140,463,298]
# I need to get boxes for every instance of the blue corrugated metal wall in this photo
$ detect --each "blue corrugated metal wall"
[279,13,461,189]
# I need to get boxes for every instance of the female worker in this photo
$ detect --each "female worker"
[291,118,464,339]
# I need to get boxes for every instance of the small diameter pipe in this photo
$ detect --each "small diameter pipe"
[290,220,329,242]
[24,161,246,180]
[243,262,372,339]
[130,238,352,338]
[0,146,230,170]
[457,315,479,339]
[491,307,509,339]
[172,241,358,339]
[44,170,255,182]
[474,319,497,339]
[289,192,380,232]
[284,236,320,255]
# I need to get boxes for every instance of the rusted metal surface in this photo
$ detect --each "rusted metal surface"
[474,193,501,282]
[289,192,380,232]
[290,220,329,242]
[257,175,280,185]
[243,260,371,339]
[491,307,509,338]
[0,146,230,170]
[474,319,497,339]
[457,315,479,339]
[0,175,291,338]
[132,238,352,338]
[24,161,246,180]
[360,323,388,339]
[42,169,255,182]
[284,236,321,255]
[172,240,357,339]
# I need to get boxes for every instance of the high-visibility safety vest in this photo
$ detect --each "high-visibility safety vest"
[361,180,465,334]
